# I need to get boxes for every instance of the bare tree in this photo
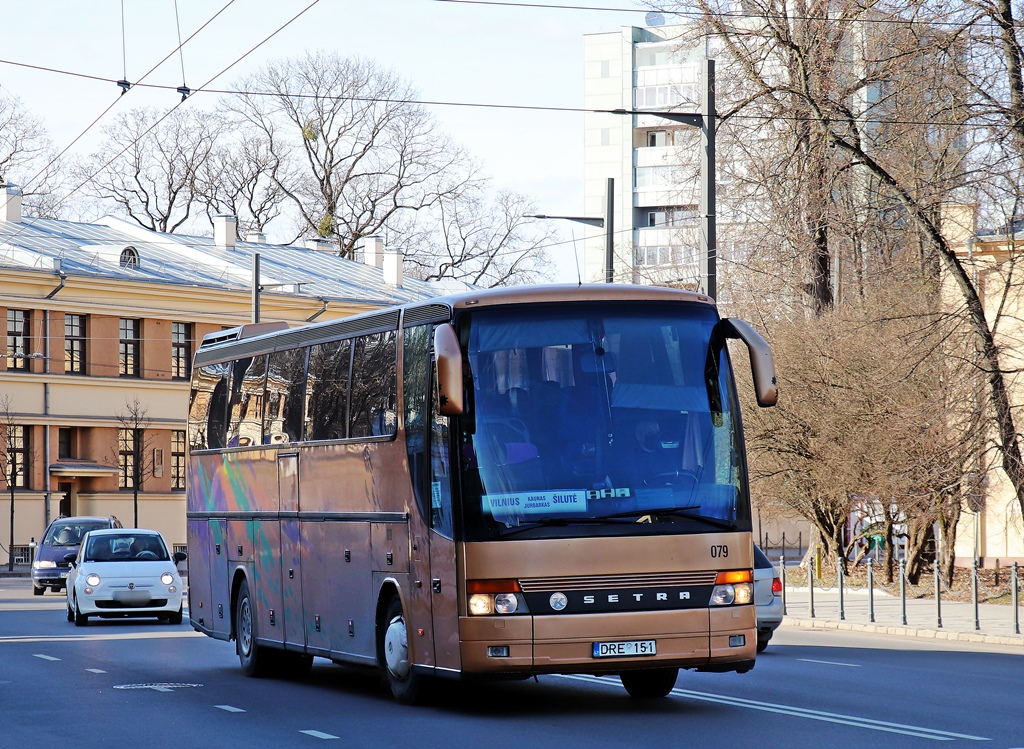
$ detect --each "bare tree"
[78,107,224,233]
[401,188,556,287]
[0,91,67,218]
[197,135,287,237]
[224,52,472,257]
[115,397,159,528]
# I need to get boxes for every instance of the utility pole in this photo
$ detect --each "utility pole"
[527,176,615,283]
[608,58,716,299]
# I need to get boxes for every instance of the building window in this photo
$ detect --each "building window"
[58,428,72,459]
[647,130,668,147]
[6,309,30,370]
[65,314,86,375]
[171,430,186,490]
[119,318,140,377]
[5,425,29,488]
[172,322,192,380]
[119,246,139,269]
[118,428,138,489]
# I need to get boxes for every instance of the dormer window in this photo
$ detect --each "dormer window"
[119,246,139,268]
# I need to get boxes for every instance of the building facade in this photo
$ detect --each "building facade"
[0,184,446,560]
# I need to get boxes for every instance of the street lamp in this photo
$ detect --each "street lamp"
[604,58,716,299]
[528,176,615,283]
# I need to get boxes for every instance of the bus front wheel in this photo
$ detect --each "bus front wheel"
[381,596,423,705]
[619,667,679,699]
[236,578,271,677]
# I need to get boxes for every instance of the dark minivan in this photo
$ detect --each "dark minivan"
[31,516,122,595]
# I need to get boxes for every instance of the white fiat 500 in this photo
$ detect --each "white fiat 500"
[65,529,186,626]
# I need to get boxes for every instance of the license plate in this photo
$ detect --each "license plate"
[593,640,657,658]
[59,572,68,579]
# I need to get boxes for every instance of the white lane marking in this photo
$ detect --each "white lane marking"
[0,631,203,644]
[86,668,106,674]
[798,658,861,668]
[33,654,60,661]
[215,705,246,713]
[300,730,339,740]
[559,675,989,741]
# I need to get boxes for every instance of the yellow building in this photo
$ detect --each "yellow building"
[946,203,1024,567]
[0,184,447,560]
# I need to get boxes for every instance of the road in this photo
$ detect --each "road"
[1,578,1020,749]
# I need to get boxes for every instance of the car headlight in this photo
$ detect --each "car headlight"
[33,560,56,569]
[161,573,175,586]
[710,571,753,606]
[85,573,101,587]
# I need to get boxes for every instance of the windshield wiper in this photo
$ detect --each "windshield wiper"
[597,506,737,530]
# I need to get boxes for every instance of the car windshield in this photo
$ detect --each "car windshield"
[458,302,750,540]
[83,534,169,562]
[42,520,108,546]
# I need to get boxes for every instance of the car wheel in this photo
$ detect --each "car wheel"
[66,601,74,623]
[51,586,62,593]
[73,596,89,627]
[33,585,45,596]
[619,668,679,699]
[380,595,424,705]
[168,606,183,625]
[756,633,771,653]
[235,578,271,677]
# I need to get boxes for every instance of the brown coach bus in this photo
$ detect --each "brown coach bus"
[185,284,777,704]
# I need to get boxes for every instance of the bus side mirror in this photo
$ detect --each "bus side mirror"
[723,318,778,408]
[433,323,464,416]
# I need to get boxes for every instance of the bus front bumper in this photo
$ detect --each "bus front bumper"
[458,605,756,675]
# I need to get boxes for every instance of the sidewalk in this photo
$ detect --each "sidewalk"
[782,585,1024,647]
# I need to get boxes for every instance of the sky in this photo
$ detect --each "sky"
[1,0,654,283]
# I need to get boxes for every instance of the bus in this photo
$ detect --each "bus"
[185,284,777,703]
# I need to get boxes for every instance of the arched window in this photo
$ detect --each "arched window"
[119,246,139,269]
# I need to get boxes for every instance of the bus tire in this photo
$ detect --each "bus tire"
[235,578,271,677]
[619,667,678,699]
[381,595,423,705]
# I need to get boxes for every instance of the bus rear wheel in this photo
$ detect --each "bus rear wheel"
[381,596,423,705]
[236,578,271,677]
[619,667,678,699]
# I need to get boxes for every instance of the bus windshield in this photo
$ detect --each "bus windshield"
[459,302,749,539]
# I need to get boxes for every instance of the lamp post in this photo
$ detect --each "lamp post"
[527,176,615,283]
[606,58,716,299]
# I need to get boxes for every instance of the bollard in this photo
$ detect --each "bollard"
[1013,562,1020,636]
[935,559,942,629]
[809,555,816,619]
[780,554,787,616]
[838,555,845,621]
[972,558,980,631]
[867,558,875,623]
[899,558,907,626]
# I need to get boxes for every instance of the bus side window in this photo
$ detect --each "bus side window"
[266,347,309,444]
[227,356,265,447]
[189,362,231,450]
[429,372,454,538]
[307,339,352,441]
[403,325,431,517]
[350,331,397,439]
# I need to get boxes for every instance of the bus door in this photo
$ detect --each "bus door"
[278,453,305,649]
[427,374,460,672]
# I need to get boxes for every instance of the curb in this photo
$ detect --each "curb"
[783,615,1024,647]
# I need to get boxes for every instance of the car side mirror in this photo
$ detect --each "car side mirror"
[63,553,77,565]
[173,551,188,563]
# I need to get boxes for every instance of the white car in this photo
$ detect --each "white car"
[753,545,783,652]
[65,529,186,626]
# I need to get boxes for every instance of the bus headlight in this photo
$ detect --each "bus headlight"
[710,571,753,606]
[467,579,526,616]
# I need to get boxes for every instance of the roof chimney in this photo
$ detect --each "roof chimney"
[383,249,404,287]
[213,215,237,248]
[305,237,334,253]
[1,184,23,223]
[246,231,266,244]
[362,236,384,268]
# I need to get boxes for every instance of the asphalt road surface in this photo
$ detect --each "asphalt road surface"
[1,578,1020,749]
